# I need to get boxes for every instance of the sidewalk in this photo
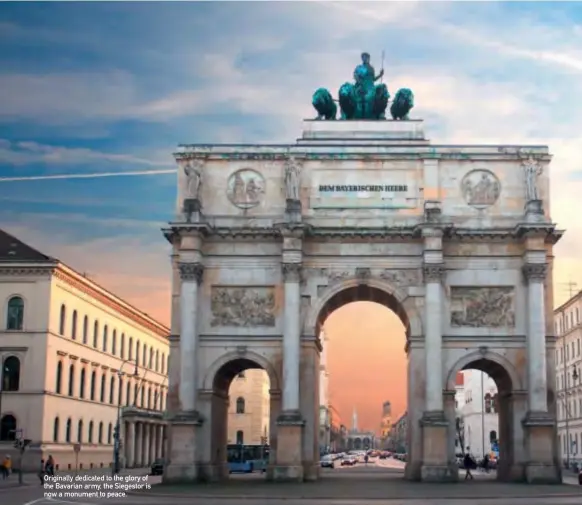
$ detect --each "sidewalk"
[0,467,150,490]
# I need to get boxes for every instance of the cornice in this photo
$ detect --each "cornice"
[0,264,56,277]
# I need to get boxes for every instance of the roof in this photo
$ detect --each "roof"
[0,229,54,262]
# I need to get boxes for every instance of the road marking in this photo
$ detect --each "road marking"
[22,499,48,505]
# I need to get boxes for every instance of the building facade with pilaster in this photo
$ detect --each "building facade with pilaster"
[0,229,169,471]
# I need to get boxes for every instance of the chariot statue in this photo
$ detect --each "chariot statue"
[312,52,414,121]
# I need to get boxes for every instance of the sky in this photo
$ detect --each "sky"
[1,1,581,432]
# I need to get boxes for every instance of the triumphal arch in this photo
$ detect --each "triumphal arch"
[162,55,563,484]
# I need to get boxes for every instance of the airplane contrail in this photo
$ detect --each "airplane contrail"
[0,168,177,182]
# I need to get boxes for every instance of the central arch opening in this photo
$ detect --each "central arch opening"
[316,283,411,479]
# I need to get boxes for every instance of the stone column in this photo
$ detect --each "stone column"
[178,262,203,413]
[522,262,559,483]
[134,423,142,468]
[274,262,305,482]
[126,422,135,468]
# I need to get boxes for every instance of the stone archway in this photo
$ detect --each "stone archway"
[445,351,525,482]
[306,278,423,480]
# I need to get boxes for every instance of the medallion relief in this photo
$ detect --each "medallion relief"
[450,286,515,328]
[226,169,266,209]
[461,169,501,209]
[210,286,276,327]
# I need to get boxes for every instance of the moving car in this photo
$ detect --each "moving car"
[150,458,164,476]
[320,454,335,469]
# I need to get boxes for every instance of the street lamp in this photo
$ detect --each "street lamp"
[564,364,578,469]
[113,359,138,475]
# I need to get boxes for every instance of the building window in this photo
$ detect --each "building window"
[126,381,131,406]
[59,304,66,335]
[0,414,16,441]
[142,345,147,369]
[56,361,63,394]
[65,418,71,442]
[6,296,24,330]
[155,350,159,372]
[135,341,140,366]
[53,417,60,442]
[161,353,165,374]
[100,375,106,402]
[484,393,492,414]
[128,337,133,360]
[120,333,125,359]
[98,422,103,444]
[71,310,77,340]
[79,368,86,399]
[149,348,153,369]
[107,423,112,444]
[140,387,144,407]
[90,371,96,400]
[103,325,108,352]
[109,377,115,404]
[147,386,151,409]
[134,384,138,406]
[489,430,497,443]
[68,364,75,397]
[88,421,94,443]
[118,378,123,405]
[112,330,117,355]
[77,420,83,443]
[236,397,245,414]
[82,315,88,344]
[93,321,99,348]
[236,430,244,444]
[2,356,21,391]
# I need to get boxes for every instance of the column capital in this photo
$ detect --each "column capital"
[178,262,204,284]
[282,262,302,282]
[423,263,445,283]
[522,263,547,282]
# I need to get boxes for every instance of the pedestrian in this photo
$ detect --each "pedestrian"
[38,459,45,485]
[1,455,10,479]
[45,455,55,477]
[483,453,490,473]
[463,453,474,480]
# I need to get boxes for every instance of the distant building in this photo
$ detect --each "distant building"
[227,369,269,445]
[554,292,582,464]
[0,229,169,471]
[346,407,376,450]
[318,330,331,453]
[380,401,392,447]
[388,411,408,453]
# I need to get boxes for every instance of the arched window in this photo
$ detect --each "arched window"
[98,422,103,444]
[135,341,140,366]
[65,418,71,442]
[79,368,86,398]
[128,337,133,360]
[107,423,112,444]
[140,387,144,407]
[120,333,125,359]
[489,430,497,443]
[56,361,63,394]
[236,397,245,414]
[155,350,159,372]
[102,325,108,352]
[134,384,138,406]
[492,393,498,413]
[82,315,88,344]
[149,348,153,369]
[161,353,165,374]
[53,417,60,442]
[100,375,106,402]
[147,386,151,409]
[118,378,123,405]
[77,419,83,443]
[6,296,24,330]
[0,414,17,441]
[88,421,94,443]
[68,364,75,396]
[90,371,96,400]
[93,320,99,348]
[71,310,77,340]
[126,381,131,406]
[2,356,21,391]
[484,393,492,414]
[109,377,115,404]
[236,430,244,444]
[59,304,66,335]
[166,355,169,374]
[112,330,117,355]
[142,345,147,368]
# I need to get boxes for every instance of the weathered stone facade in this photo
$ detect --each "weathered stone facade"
[163,119,563,484]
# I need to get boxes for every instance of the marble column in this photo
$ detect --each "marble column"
[423,263,444,412]
[178,262,203,413]
[281,263,302,414]
[523,263,548,412]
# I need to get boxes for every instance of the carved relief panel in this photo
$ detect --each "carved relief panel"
[211,286,276,327]
[450,286,515,328]
[461,169,501,209]
[226,169,266,209]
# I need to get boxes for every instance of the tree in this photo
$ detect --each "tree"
[455,416,465,455]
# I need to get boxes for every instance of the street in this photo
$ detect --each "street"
[0,461,579,505]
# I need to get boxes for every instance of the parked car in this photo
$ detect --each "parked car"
[320,454,335,469]
[150,458,164,475]
[341,455,357,466]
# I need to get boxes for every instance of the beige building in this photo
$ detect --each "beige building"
[0,230,169,471]
[554,291,582,466]
[227,369,269,445]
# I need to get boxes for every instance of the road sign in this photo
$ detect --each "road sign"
[74,443,81,453]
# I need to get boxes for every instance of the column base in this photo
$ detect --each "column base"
[163,410,203,484]
[273,410,305,482]
[420,411,455,482]
[522,411,560,484]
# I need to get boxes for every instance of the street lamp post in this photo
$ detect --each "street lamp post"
[0,357,6,430]
[113,359,139,475]
[564,365,579,469]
